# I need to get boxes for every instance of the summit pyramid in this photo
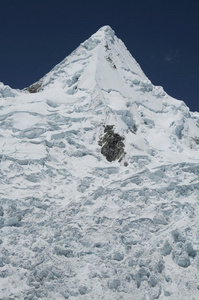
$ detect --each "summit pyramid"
[0,26,199,300]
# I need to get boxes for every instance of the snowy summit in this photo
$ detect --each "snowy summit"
[0,26,199,300]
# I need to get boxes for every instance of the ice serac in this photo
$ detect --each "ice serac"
[0,26,199,300]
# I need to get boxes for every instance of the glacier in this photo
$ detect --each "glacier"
[0,25,199,300]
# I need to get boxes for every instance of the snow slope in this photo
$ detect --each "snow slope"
[0,25,199,300]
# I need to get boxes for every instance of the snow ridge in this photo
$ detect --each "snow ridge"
[0,26,199,300]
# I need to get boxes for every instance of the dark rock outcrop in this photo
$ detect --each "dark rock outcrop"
[26,82,42,93]
[99,125,125,162]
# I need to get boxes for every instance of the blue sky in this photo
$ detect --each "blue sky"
[0,0,199,112]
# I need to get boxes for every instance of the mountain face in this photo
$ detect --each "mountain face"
[0,25,199,300]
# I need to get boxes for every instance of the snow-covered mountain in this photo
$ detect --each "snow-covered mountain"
[0,25,199,300]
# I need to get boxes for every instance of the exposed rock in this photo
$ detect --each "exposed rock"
[99,125,125,162]
[26,82,42,93]
[106,55,117,68]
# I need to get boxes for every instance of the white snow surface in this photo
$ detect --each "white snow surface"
[0,25,199,299]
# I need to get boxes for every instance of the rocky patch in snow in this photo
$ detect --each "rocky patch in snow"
[98,125,125,162]
[26,82,43,93]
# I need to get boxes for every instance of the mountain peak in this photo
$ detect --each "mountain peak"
[93,25,115,40]
[80,25,115,51]
[1,26,199,300]
[27,25,146,93]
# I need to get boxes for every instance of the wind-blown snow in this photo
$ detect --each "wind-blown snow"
[0,25,199,300]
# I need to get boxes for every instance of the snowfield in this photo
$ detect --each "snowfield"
[0,26,199,300]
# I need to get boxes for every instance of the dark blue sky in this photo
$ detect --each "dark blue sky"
[1,0,199,112]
